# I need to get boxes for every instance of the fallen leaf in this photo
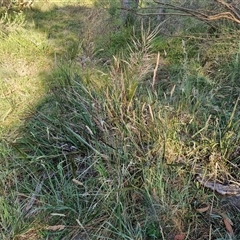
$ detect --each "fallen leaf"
[220,213,233,226]
[46,225,65,231]
[72,178,84,186]
[196,205,209,213]
[223,218,234,236]
[221,213,234,237]
[174,233,186,240]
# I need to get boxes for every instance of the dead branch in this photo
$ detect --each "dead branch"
[120,8,191,17]
[153,0,209,18]
[215,0,240,19]
[153,0,240,25]
[205,11,240,24]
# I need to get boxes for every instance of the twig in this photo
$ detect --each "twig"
[205,12,240,24]
[153,0,240,25]
[215,0,240,19]
[152,52,160,90]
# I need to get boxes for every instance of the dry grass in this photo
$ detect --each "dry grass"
[1,1,240,239]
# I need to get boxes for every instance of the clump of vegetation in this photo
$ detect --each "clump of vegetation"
[1,1,240,239]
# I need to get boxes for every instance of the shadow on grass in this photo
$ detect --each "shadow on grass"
[0,3,111,239]
[2,3,240,239]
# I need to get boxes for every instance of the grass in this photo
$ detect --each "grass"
[1,1,240,239]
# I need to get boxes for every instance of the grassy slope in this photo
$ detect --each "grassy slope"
[1,1,240,239]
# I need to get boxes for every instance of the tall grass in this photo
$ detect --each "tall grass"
[7,21,239,239]
[1,1,240,239]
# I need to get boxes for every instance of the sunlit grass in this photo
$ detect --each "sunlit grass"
[1,1,240,239]
[10,24,240,239]
[0,20,52,133]
[0,1,97,133]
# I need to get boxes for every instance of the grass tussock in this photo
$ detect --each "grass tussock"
[1,1,240,239]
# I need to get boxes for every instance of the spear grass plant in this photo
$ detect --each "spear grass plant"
[11,25,236,240]
[3,4,240,239]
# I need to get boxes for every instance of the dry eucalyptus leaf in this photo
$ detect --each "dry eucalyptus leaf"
[72,178,84,186]
[196,205,209,213]
[46,225,65,231]
[220,213,234,237]
[223,218,234,237]
[220,213,233,226]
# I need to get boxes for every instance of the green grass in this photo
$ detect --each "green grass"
[1,1,240,239]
